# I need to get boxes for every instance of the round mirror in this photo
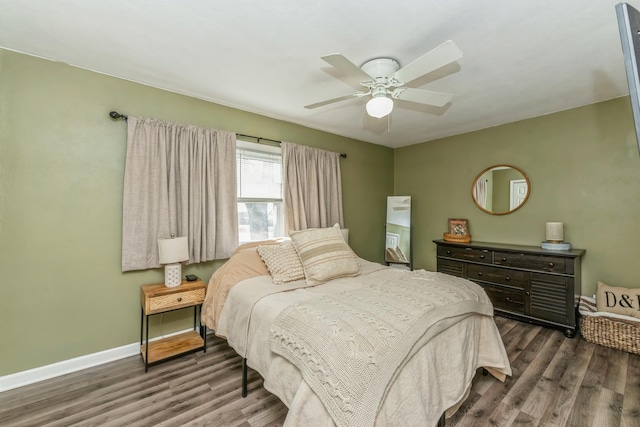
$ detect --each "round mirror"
[471,165,530,215]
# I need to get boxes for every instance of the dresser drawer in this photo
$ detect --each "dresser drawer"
[437,245,491,264]
[437,258,465,278]
[493,251,567,273]
[481,284,526,314]
[467,264,528,289]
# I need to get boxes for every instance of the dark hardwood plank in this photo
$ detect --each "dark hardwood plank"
[592,388,623,427]
[445,390,482,426]
[451,326,553,426]
[602,346,629,395]
[502,328,564,409]
[621,351,640,427]
[536,338,594,427]
[486,401,521,426]
[512,411,540,427]
[2,319,640,427]
[518,330,582,418]
[566,342,609,426]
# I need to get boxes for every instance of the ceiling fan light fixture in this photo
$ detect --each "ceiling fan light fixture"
[307,41,462,117]
[366,95,394,118]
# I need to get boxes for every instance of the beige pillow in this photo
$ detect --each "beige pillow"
[257,240,305,284]
[596,281,640,319]
[290,224,359,285]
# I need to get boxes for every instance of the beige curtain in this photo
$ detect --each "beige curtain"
[121,116,238,271]
[473,178,488,208]
[282,141,344,231]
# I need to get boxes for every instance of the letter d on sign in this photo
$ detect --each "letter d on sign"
[605,291,617,307]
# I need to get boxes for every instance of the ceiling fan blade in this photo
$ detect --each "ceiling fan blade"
[304,92,368,109]
[392,40,463,84]
[321,54,373,83]
[392,87,453,107]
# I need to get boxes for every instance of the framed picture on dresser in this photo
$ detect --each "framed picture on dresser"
[448,218,469,236]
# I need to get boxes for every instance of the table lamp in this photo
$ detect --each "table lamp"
[158,236,189,287]
[541,222,571,250]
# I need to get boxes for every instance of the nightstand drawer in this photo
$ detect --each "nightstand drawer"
[140,280,207,315]
[147,288,204,314]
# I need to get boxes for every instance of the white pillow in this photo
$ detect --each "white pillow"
[257,241,305,284]
[290,224,359,285]
[596,281,640,319]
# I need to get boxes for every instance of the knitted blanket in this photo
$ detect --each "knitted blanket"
[269,269,494,427]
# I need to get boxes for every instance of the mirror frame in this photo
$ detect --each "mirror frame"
[471,164,531,215]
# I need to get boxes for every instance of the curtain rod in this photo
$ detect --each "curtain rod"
[109,111,347,158]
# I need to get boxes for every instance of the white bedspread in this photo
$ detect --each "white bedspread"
[216,259,511,426]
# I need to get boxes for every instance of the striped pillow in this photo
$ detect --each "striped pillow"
[257,241,305,284]
[290,224,359,285]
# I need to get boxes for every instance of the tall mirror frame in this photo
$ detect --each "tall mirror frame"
[385,196,412,270]
[471,164,531,215]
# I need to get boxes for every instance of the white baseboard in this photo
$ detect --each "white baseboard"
[0,328,200,393]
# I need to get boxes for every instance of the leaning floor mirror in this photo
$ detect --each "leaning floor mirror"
[385,196,412,270]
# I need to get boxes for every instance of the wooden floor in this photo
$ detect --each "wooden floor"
[1,317,639,427]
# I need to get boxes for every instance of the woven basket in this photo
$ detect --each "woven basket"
[580,315,640,355]
[443,233,471,243]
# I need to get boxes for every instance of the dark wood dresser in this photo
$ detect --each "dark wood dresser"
[434,239,585,337]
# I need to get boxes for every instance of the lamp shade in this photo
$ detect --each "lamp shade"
[366,96,394,118]
[158,236,189,264]
[545,222,564,242]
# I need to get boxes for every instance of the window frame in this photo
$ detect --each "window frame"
[236,140,284,243]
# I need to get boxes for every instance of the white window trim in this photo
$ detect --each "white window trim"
[236,139,284,242]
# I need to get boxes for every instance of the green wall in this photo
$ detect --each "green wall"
[395,97,640,297]
[0,49,393,376]
[4,45,640,379]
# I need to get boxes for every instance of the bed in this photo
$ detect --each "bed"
[201,228,511,427]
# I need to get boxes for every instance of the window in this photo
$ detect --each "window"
[236,140,284,243]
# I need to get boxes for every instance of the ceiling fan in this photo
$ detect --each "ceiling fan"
[305,40,463,118]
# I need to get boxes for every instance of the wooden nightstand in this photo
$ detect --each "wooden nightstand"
[140,279,207,371]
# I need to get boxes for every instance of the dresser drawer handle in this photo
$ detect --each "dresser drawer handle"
[501,257,507,262]
[477,272,483,276]
[446,250,451,255]
[480,255,485,259]
[505,297,524,305]
[505,276,510,281]
[548,262,554,268]
[177,297,183,302]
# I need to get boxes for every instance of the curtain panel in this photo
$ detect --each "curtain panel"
[121,116,238,272]
[281,141,344,231]
[473,178,488,209]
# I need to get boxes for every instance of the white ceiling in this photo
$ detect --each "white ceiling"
[0,0,635,148]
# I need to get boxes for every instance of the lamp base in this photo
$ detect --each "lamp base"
[541,241,571,251]
[164,263,182,288]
